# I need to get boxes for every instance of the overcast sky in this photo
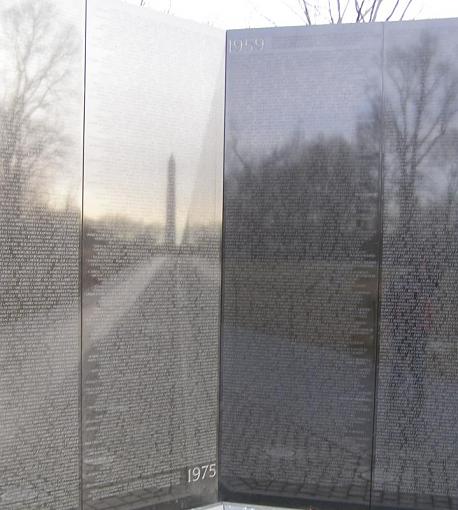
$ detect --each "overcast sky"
[123,0,458,29]
[84,0,224,234]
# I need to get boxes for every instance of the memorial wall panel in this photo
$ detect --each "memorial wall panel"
[373,19,458,510]
[82,1,224,509]
[1,9,457,510]
[0,0,85,508]
[220,24,383,509]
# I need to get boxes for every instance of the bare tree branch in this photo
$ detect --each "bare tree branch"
[385,0,402,21]
[328,0,335,23]
[0,0,76,208]
[355,0,367,22]
[341,0,351,20]
[367,0,377,21]
[355,0,361,21]
[301,0,416,24]
[299,0,313,25]
[371,0,384,20]
[399,0,414,20]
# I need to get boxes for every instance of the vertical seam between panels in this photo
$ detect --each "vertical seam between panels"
[80,0,88,508]
[369,21,386,510]
[217,30,229,503]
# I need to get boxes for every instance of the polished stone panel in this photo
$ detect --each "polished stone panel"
[373,19,458,510]
[82,1,224,509]
[0,0,85,508]
[220,24,383,509]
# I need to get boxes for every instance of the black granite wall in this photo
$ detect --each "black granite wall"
[1,5,458,510]
[221,19,458,510]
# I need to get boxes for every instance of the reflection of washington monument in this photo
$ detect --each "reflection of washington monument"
[163,152,218,254]
[165,154,176,247]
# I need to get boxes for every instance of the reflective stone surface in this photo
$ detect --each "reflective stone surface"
[220,24,383,509]
[373,19,458,510]
[82,1,224,509]
[1,8,458,510]
[0,0,85,508]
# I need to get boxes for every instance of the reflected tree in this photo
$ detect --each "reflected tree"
[0,0,79,319]
[377,32,458,447]
[226,134,376,261]
[224,130,378,338]
[225,32,458,445]
[0,1,82,504]
[384,33,458,252]
[0,0,77,214]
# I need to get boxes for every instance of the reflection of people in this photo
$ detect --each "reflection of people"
[387,255,434,447]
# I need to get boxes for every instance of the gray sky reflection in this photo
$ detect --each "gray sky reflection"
[84,0,224,240]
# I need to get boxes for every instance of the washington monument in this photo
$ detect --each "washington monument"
[165,154,176,247]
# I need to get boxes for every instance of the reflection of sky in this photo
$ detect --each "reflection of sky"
[84,0,224,238]
[0,0,85,211]
[225,23,382,162]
